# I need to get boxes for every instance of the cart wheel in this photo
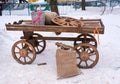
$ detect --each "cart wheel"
[52,16,79,27]
[74,34,97,47]
[12,40,36,64]
[74,43,99,69]
[27,33,46,54]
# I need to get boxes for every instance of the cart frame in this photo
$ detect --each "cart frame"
[6,19,104,69]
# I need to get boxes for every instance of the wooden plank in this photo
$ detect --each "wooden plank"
[6,24,80,32]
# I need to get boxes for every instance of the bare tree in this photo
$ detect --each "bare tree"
[0,0,6,16]
[49,0,59,15]
[0,4,2,16]
[82,0,86,10]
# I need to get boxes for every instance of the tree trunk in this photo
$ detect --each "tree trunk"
[82,0,86,10]
[50,0,59,15]
[0,4,2,16]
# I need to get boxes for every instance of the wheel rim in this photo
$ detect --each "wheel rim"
[27,33,46,54]
[52,16,79,27]
[12,40,36,64]
[74,34,97,47]
[74,43,99,69]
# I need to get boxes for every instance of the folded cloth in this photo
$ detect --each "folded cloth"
[31,10,45,26]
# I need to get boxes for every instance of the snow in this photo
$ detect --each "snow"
[1,7,120,84]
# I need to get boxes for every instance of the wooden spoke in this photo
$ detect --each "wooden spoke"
[24,57,26,63]
[86,48,90,52]
[89,52,96,56]
[79,60,82,66]
[88,58,95,62]
[36,47,40,52]
[77,47,82,51]
[39,40,44,43]
[25,46,29,50]
[85,61,88,67]
[38,44,44,48]
[18,56,22,60]
[27,56,32,60]
[15,52,20,54]
[16,46,21,50]
[28,50,32,54]
[76,47,84,53]
[21,42,24,48]
[70,21,77,26]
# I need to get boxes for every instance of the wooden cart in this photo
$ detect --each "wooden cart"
[6,18,104,69]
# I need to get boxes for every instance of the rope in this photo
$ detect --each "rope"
[94,27,100,45]
[32,10,42,26]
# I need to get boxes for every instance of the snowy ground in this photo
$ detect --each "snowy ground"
[1,7,120,84]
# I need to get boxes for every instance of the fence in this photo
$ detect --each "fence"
[2,0,119,16]
[2,3,50,16]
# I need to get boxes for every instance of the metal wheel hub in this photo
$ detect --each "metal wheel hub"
[80,51,89,61]
[34,40,39,46]
[20,49,28,57]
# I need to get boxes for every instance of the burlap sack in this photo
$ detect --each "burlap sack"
[56,49,80,79]
[44,12,58,25]
[31,11,45,26]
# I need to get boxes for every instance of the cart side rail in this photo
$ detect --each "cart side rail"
[6,23,104,34]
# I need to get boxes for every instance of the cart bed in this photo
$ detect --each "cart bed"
[6,19,104,34]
